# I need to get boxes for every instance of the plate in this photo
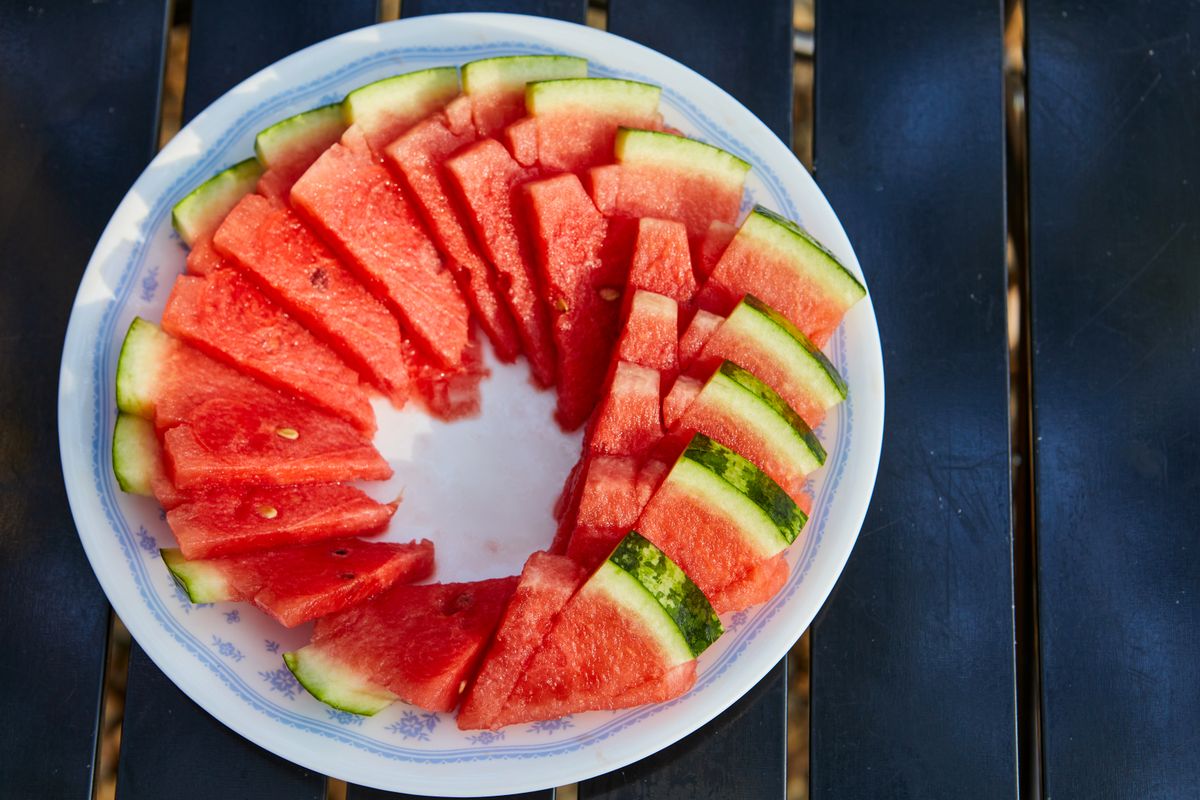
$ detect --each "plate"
[58,12,884,797]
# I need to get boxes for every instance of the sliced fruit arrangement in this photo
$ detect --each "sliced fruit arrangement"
[284,576,519,715]
[697,205,867,347]
[114,53,869,731]
[163,538,433,627]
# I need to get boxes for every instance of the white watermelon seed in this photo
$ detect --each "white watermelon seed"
[276,427,300,440]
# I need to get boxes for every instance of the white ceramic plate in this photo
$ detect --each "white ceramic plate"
[58,13,883,797]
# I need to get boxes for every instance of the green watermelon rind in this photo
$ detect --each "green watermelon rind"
[170,158,262,247]
[682,434,806,545]
[342,66,460,134]
[161,548,233,603]
[615,128,750,187]
[606,532,723,657]
[116,318,172,418]
[283,646,398,716]
[461,55,588,95]
[526,77,661,117]
[742,207,867,310]
[586,560,694,667]
[733,295,848,405]
[711,360,827,471]
[112,412,163,495]
[254,102,346,169]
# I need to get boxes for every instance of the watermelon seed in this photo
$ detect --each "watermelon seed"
[599,287,620,301]
[332,548,349,556]
[276,427,300,440]
[554,297,569,312]
[256,505,278,519]
[339,572,356,580]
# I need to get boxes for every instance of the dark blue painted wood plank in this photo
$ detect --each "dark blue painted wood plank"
[1027,3,1200,798]
[577,660,786,800]
[607,0,794,145]
[0,0,168,795]
[114,3,374,797]
[577,3,792,796]
[809,2,1018,798]
[115,646,324,800]
[182,0,379,123]
[347,786,552,800]
[402,0,587,23]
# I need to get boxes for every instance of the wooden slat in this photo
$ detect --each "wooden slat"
[347,786,552,800]
[113,3,375,797]
[116,647,324,799]
[576,2,792,796]
[401,0,587,23]
[1027,3,1200,797]
[0,1,168,795]
[182,1,378,123]
[809,2,1018,798]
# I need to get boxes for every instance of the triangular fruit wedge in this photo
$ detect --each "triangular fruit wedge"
[461,55,588,138]
[167,484,397,560]
[284,577,518,715]
[255,102,347,202]
[626,216,698,305]
[664,360,826,504]
[696,206,867,347]
[681,295,848,429]
[589,129,749,245]
[162,269,375,434]
[162,538,433,627]
[171,158,262,249]
[637,434,806,613]
[457,552,587,731]
[586,360,663,459]
[492,532,721,728]
[564,455,662,571]
[341,67,460,155]
[615,289,679,378]
[213,194,410,404]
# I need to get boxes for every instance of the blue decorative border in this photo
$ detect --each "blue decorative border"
[85,39,856,765]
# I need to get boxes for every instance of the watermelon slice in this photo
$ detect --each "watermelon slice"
[589,129,749,243]
[112,412,175,502]
[167,484,397,560]
[290,131,471,370]
[627,217,698,304]
[505,78,663,173]
[457,552,587,730]
[162,538,433,627]
[171,158,262,247]
[697,206,866,347]
[637,434,806,612]
[284,577,519,715]
[665,361,826,503]
[492,532,720,728]
[523,173,627,429]
[697,220,738,279]
[384,98,522,362]
[461,55,588,137]
[443,138,557,386]
[565,455,643,570]
[255,103,347,201]
[615,290,679,376]
[342,67,460,154]
[213,194,411,403]
[683,295,848,429]
[161,269,375,433]
[586,361,663,459]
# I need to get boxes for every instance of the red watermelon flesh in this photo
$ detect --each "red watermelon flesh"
[405,337,489,421]
[697,220,738,279]
[662,375,702,429]
[587,361,663,460]
[290,133,471,370]
[310,576,519,712]
[384,104,522,362]
[523,173,627,430]
[496,579,696,728]
[627,217,697,304]
[167,483,397,560]
[162,395,391,490]
[444,138,557,386]
[678,309,724,368]
[504,106,663,174]
[712,553,789,614]
[161,270,376,434]
[213,194,410,404]
[565,455,641,569]
[616,290,678,376]
[180,538,434,628]
[588,162,742,243]
[184,234,227,277]
[457,553,586,730]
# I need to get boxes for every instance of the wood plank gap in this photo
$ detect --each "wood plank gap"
[93,615,132,800]
[1003,2,1043,799]
[380,0,402,23]
[158,0,189,149]
[328,777,349,800]
[586,0,607,30]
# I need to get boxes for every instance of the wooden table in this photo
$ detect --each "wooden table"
[1,1,1195,797]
